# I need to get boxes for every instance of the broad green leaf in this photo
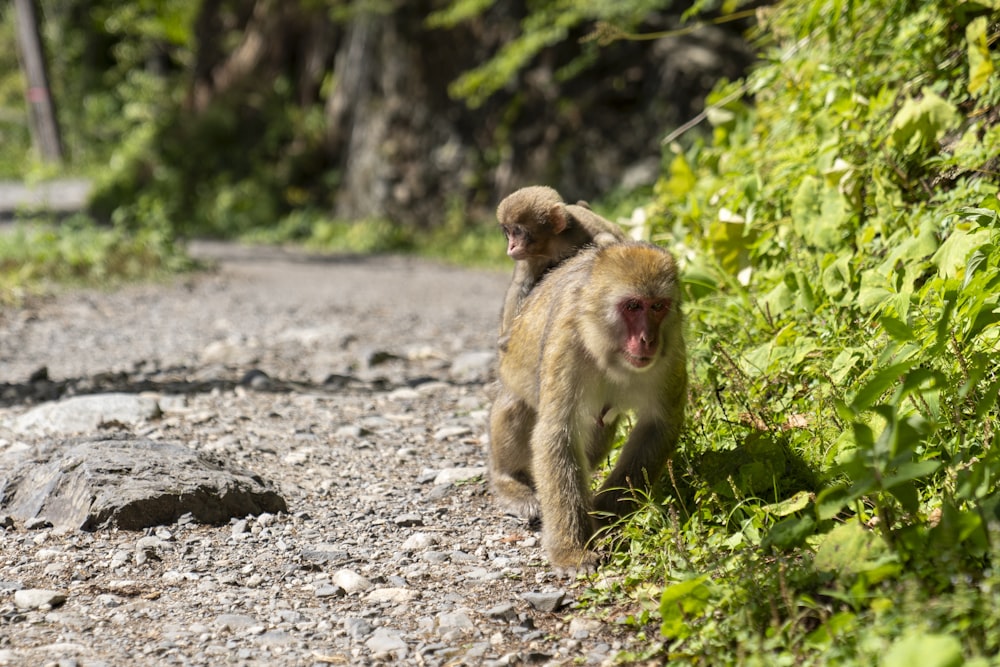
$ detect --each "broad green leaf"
[967,304,1000,341]
[883,460,941,490]
[805,611,857,649]
[898,367,946,398]
[763,490,813,517]
[816,483,853,520]
[889,481,919,513]
[975,376,1000,418]
[966,17,995,96]
[662,153,697,199]
[821,254,853,302]
[963,245,992,289]
[858,269,893,313]
[851,361,914,411]
[707,215,755,282]
[932,226,991,279]
[659,575,713,640]
[762,514,816,550]
[882,633,963,667]
[888,89,961,154]
[791,176,846,249]
[880,316,915,341]
[829,349,860,386]
[760,280,795,315]
[794,270,817,312]
[813,521,889,575]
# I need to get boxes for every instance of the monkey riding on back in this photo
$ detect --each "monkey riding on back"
[495,185,626,340]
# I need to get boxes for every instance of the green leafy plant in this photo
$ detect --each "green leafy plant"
[572,0,1000,663]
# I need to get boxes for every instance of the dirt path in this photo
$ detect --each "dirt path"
[0,242,648,666]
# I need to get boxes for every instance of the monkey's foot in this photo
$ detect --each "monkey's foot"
[496,494,541,523]
[491,477,541,521]
[546,546,600,577]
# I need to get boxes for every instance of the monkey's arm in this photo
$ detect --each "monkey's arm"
[565,204,627,245]
[499,262,532,338]
[531,349,598,570]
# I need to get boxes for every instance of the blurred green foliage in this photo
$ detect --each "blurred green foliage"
[582,0,1000,663]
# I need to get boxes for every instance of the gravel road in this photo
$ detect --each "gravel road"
[0,242,653,666]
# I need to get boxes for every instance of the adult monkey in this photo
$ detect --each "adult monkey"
[489,241,687,573]
[496,186,626,339]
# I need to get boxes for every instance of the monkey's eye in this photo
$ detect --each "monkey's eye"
[651,300,670,312]
[624,299,643,312]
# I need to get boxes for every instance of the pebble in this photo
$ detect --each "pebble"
[485,603,518,621]
[14,588,67,610]
[343,617,374,639]
[434,466,488,485]
[331,569,372,594]
[521,590,566,612]
[433,425,473,441]
[365,628,408,658]
[315,584,345,598]
[231,519,249,536]
[215,614,259,630]
[134,536,164,566]
[449,351,495,383]
[401,532,438,550]
[437,608,476,631]
[366,587,418,603]
[394,513,423,527]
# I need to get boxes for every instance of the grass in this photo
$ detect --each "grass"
[0,214,193,303]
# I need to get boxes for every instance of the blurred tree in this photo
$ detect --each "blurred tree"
[16,0,753,235]
[13,0,62,163]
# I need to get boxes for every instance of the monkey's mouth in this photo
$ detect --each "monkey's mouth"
[623,353,653,368]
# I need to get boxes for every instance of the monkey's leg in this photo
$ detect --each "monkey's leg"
[488,387,540,520]
[531,415,598,571]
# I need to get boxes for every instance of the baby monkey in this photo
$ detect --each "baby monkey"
[497,186,626,338]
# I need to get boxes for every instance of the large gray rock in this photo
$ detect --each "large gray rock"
[0,437,286,530]
[11,393,161,435]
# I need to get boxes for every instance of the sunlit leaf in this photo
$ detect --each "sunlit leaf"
[763,490,813,517]
[813,521,890,576]
[880,316,914,341]
[659,575,714,640]
[850,362,914,411]
[932,226,991,279]
[888,89,961,154]
[791,176,847,249]
[707,215,755,282]
[762,514,816,550]
[883,632,963,667]
[966,16,995,96]
[821,254,853,302]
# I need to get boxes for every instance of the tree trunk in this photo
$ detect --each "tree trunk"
[13,0,62,164]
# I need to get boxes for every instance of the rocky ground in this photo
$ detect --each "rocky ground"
[0,242,652,666]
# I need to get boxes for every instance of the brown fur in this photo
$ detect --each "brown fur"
[488,242,687,573]
[496,186,626,340]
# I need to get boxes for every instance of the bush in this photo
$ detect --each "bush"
[588,0,1000,663]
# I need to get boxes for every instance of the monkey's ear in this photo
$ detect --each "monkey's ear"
[549,204,568,234]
